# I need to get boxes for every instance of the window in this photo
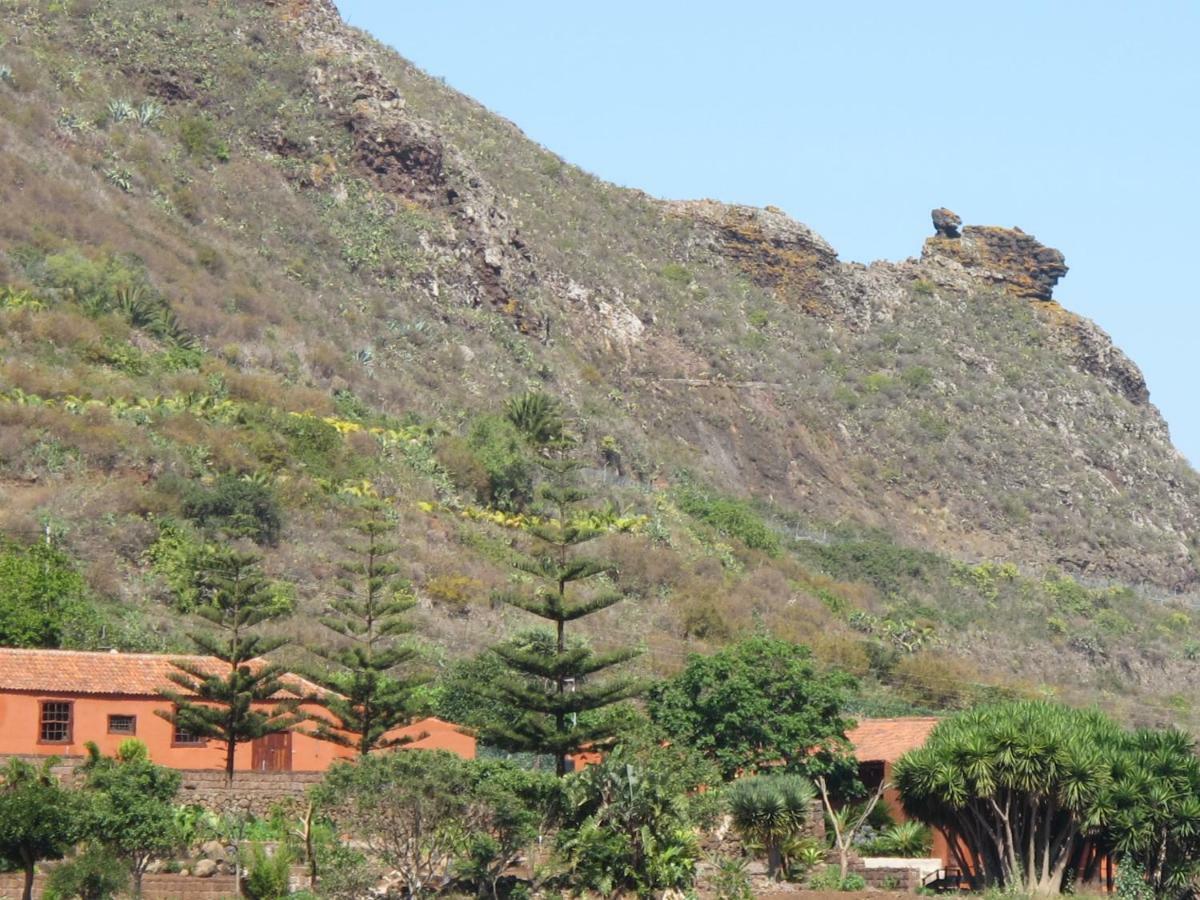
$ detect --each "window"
[107,714,137,735]
[172,725,205,745]
[171,709,206,746]
[39,701,73,743]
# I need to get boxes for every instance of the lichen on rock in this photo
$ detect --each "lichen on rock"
[922,215,1068,301]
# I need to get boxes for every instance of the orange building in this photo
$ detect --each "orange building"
[845,717,948,862]
[0,648,473,771]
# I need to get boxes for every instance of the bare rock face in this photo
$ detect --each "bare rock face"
[931,207,962,238]
[923,223,1068,301]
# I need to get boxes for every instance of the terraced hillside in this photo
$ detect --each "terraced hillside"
[0,0,1198,725]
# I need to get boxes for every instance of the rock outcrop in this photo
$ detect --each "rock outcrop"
[922,212,1068,301]
[931,207,962,238]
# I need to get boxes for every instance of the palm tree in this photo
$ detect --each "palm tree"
[504,391,567,447]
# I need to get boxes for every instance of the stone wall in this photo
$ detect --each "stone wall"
[0,871,239,899]
[847,855,936,892]
[178,769,325,816]
[0,755,324,816]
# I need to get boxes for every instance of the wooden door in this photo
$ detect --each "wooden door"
[251,731,293,772]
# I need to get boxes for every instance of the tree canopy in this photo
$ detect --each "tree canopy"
[80,740,183,898]
[893,700,1200,895]
[647,635,855,781]
[0,758,81,900]
[0,540,96,648]
[486,455,642,775]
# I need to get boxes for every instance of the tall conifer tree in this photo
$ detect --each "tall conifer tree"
[157,547,298,781]
[310,499,427,755]
[489,452,642,775]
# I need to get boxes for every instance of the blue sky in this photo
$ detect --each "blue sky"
[340,1,1199,465]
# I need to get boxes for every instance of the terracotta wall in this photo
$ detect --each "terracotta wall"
[0,690,347,771]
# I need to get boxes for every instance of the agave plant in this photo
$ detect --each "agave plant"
[0,64,13,85]
[104,166,133,192]
[727,774,816,880]
[106,98,134,124]
[135,99,164,128]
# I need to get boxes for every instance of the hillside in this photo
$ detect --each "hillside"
[1,0,1198,725]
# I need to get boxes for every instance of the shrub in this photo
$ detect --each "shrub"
[557,748,701,896]
[901,366,933,390]
[674,480,780,555]
[44,845,129,900]
[840,872,867,891]
[317,751,555,899]
[243,843,292,900]
[859,820,932,857]
[1114,856,1154,900]
[466,415,534,511]
[708,854,753,900]
[424,574,482,613]
[660,263,691,284]
[180,474,282,544]
[177,115,229,162]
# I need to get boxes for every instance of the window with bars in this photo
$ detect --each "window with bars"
[39,701,72,743]
[172,726,205,745]
[171,709,206,746]
[107,714,137,735]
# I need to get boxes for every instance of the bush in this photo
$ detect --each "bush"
[180,475,282,544]
[708,855,753,900]
[466,415,534,511]
[0,540,98,648]
[557,748,701,896]
[243,843,292,900]
[177,115,229,162]
[316,751,556,898]
[858,821,932,857]
[674,481,780,555]
[44,845,129,900]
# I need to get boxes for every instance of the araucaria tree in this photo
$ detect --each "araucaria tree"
[894,700,1119,895]
[311,499,428,755]
[158,547,299,781]
[489,455,642,775]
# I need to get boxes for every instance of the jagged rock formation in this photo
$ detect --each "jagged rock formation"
[922,215,1069,301]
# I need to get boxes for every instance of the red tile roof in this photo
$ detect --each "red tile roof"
[0,648,324,699]
[846,717,940,763]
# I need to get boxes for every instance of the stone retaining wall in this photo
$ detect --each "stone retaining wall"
[178,769,324,815]
[847,857,924,891]
[0,871,239,899]
[0,755,323,816]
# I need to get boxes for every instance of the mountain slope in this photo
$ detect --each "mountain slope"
[0,0,1198,724]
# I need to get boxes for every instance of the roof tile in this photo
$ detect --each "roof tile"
[846,717,940,763]
[0,648,323,699]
